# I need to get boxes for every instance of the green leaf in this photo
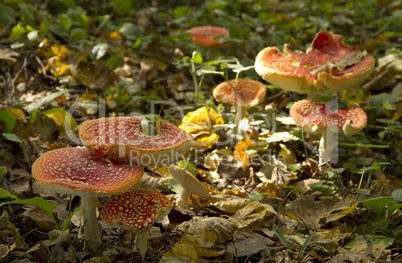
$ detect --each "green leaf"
[70,28,87,41]
[58,14,72,30]
[0,197,58,229]
[106,55,124,70]
[0,166,7,183]
[0,188,18,199]
[309,181,335,196]
[62,0,75,7]
[164,178,182,194]
[391,188,402,202]
[119,22,142,40]
[0,4,15,25]
[110,0,136,15]
[343,143,389,148]
[10,24,27,40]
[192,51,203,64]
[0,110,16,133]
[301,232,316,257]
[27,89,72,120]
[345,234,394,249]
[2,133,24,143]
[61,207,80,231]
[173,6,189,18]
[273,223,290,249]
[41,108,78,136]
[361,197,393,220]
[177,160,197,176]
[91,43,109,61]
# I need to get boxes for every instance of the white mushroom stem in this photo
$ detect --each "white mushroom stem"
[318,128,337,171]
[81,197,101,248]
[135,230,150,259]
[177,187,190,210]
[235,106,247,140]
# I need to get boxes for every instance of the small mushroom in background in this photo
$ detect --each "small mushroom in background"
[255,31,375,101]
[31,146,144,248]
[101,190,172,259]
[168,164,210,210]
[186,25,230,60]
[213,79,266,140]
[79,116,194,167]
[290,99,367,170]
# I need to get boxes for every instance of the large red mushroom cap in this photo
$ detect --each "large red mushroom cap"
[31,147,144,197]
[186,26,229,47]
[213,79,267,107]
[255,31,375,95]
[101,190,171,232]
[79,117,194,167]
[289,99,367,135]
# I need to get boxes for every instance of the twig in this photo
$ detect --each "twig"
[10,56,28,101]
[363,231,374,258]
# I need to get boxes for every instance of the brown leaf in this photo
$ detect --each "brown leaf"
[282,194,359,230]
[230,202,276,228]
[0,48,19,63]
[178,217,238,243]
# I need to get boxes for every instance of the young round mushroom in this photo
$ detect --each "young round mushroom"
[213,79,266,139]
[101,190,172,259]
[255,31,375,101]
[31,146,144,248]
[187,25,230,60]
[168,164,210,210]
[79,117,194,167]
[290,99,367,169]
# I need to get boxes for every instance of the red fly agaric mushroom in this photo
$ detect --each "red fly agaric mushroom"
[255,31,375,101]
[187,26,230,59]
[187,26,229,47]
[168,164,210,210]
[79,117,193,167]
[290,99,367,169]
[101,190,171,259]
[213,79,266,138]
[31,146,144,247]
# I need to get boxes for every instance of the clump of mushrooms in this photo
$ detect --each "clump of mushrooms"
[213,79,266,139]
[101,190,172,259]
[31,146,144,248]
[79,116,193,167]
[255,31,375,101]
[290,99,367,169]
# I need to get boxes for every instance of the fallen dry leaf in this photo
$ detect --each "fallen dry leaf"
[283,194,360,230]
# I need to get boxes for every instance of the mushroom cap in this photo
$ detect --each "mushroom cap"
[31,147,144,198]
[186,26,229,47]
[79,117,194,167]
[168,165,210,198]
[213,79,267,107]
[289,99,367,135]
[101,190,171,232]
[255,31,375,95]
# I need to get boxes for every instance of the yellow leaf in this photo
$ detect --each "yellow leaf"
[5,108,25,122]
[180,106,223,134]
[194,133,218,148]
[42,108,78,137]
[78,93,98,102]
[160,243,198,263]
[233,133,255,168]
